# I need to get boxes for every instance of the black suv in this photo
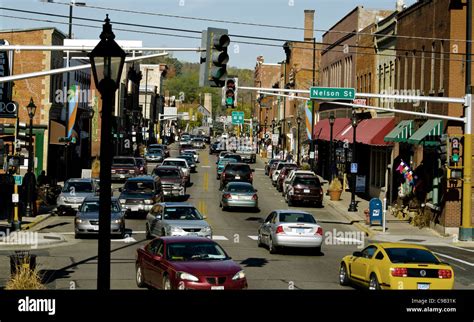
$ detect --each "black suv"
[118,176,163,217]
[219,163,254,190]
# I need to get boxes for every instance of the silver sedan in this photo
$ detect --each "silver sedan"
[145,203,212,239]
[257,210,323,254]
[220,182,258,211]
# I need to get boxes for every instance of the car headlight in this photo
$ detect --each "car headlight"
[111,169,116,173]
[58,196,66,202]
[119,199,126,204]
[75,218,83,224]
[232,270,246,281]
[177,272,199,282]
[170,226,183,233]
[112,219,123,224]
[144,199,153,205]
[173,184,182,189]
[129,170,135,174]
[288,189,294,195]
[202,226,212,233]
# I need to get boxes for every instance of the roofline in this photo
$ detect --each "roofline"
[397,0,431,20]
[0,27,67,39]
[322,6,362,38]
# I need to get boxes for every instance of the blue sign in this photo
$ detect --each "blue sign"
[13,175,22,186]
[369,198,383,226]
[350,162,358,174]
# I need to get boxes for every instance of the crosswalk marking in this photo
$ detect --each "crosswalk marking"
[212,235,229,241]
[255,168,264,171]
[112,236,137,243]
[201,165,211,168]
[334,237,363,244]
[248,235,259,240]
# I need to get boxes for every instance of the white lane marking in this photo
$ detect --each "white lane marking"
[445,244,474,253]
[131,231,146,234]
[248,235,259,241]
[212,235,229,241]
[334,237,363,244]
[56,231,146,235]
[255,168,264,171]
[201,165,211,168]
[433,252,474,267]
[112,237,137,242]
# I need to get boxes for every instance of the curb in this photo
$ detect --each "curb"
[21,214,53,231]
[325,200,377,238]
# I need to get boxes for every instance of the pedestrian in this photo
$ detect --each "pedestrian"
[37,170,49,186]
[22,169,38,217]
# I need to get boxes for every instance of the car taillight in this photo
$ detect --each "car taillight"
[438,269,452,279]
[250,173,253,180]
[223,193,231,199]
[111,170,116,173]
[252,194,258,200]
[315,227,323,236]
[390,267,408,277]
[275,225,285,234]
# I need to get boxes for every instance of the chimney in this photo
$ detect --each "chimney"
[396,0,405,11]
[304,9,315,41]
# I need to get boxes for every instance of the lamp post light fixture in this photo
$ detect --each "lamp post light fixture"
[271,119,276,158]
[24,98,37,218]
[296,115,302,165]
[329,112,335,180]
[88,14,127,291]
[348,110,358,212]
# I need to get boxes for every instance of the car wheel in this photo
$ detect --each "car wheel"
[369,274,381,290]
[268,237,278,254]
[257,232,264,248]
[314,246,322,255]
[74,233,81,239]
[287,197,293,207]
[162,275,172,290]
[145,224,152,240]
[339,263,349,286]
[136,264,146,288]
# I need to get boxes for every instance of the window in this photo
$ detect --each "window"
[148,239,163,255]
[411,51,416,90]
[265,212,275,223]
[279,212,316,224]
[375,251,385,260]
[361,246,378,259]
[404,52,408,90]
[439,41,444,91]
[396,58,401,91]
[430,42,436,93]
[420,46,425,92]
[370,148,389,188]
[385,248,440,264]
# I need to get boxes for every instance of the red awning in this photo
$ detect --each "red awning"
[313,118,351,141]
[336,118,395,146]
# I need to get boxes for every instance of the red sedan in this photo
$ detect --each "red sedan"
[135,236,248,290]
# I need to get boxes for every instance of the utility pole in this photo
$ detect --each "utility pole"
[310,37,316,170]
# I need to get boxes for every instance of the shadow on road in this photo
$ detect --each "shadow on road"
[240,257,269,268]
[39,222,71,231]
[245,217,264,223]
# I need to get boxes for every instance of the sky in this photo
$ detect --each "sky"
[0,0,417,69]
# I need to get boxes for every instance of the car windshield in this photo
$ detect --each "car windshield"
[163,160,186,167]
[136,159,145,166]
[148,149,162,154]
[226,184,254,193]
[385,248,440,264]
[123,181,154,193]
[178,156,194,164]
[163,207,203,220]
[225,165,250,174]
[113,158,135,165]
[153,168,180,178]
[294,177,320,187]
[63,181,93,193]
[80,201,120,213]
[279,212,316,224]
[167,242,229,261]
[277,163,292,170]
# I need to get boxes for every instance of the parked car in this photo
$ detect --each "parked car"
[145,202,212,239]
[265,159,279,176]
[152,166,187,199]
[339,243,455,290]
[268,161,280,178]
[135,157,147,175]
[112,156,140,182]
[75,196,125,238]
[135,236,248,290]
[192,137,206,149]
[161,158,191,186]
[220,163,254,190]
[285,175,323,207]
[272,162,297,185]
[276,165,299,192]
[118,176,163,217]
[257,210,323,254]
[220,182,258,211]
[56,178,99,215]
[145,148,164,163]
[177,154,197,173]
[282,170,316,196]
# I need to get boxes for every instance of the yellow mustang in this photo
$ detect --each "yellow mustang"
[339,243,454,290]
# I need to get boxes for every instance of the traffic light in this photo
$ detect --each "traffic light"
[450,137,461,165]
[16,122,28,152]
[436,134,448,166]
[199,27,230,87]
[224,77,238,108]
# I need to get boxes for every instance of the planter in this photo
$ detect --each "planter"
[328,189,342,201]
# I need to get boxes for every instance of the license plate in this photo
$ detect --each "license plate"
[211,286,224,290]
[235,176,241,179]
[417,283,430,290]
[187,232,198,236]
[304,189,310,193]
[296,228,305,234]
[120,174,125,178]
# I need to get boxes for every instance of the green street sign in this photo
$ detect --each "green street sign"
[14,175,22,186]
[231,111,244,125]
[310,87,356,100]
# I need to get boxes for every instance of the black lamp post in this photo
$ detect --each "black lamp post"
[25,98,36,217]
[88,14,126,291]
[296,115,302,165]
[348,110,358,212]
[329,112,335,180]
[271,119,276,158]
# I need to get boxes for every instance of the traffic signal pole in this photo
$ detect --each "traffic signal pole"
[461,94,473,240]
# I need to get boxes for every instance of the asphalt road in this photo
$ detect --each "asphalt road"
[2,145,473,290]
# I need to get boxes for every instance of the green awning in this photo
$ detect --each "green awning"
[407,120,443,146]
[384,120,413,143]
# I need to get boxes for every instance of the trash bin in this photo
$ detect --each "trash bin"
[10,251,37,275]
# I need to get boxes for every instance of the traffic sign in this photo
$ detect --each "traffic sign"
[310,87,355,100]
[231,111,244,125]
[350,162,358,174]
[13,175,22,186]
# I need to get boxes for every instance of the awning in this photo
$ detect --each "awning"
[313,118,351,141]
[384,120,413,143]
[407,120,443,146]
[336,117,395,146]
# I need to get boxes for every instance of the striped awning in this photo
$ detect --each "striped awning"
[384,120,413,143]
[407,120,443,146]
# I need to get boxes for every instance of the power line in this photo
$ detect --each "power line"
[48,0,472,44]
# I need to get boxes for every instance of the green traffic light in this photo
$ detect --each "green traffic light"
[452,154,459,163]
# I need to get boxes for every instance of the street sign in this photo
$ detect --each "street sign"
[231,111,244,125]
[310,87,356,100]
[350,162,358,174]
[272,134,279,145]
[13,175,22,186]
[12,193,19,203]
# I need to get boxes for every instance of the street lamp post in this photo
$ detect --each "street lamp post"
[296,115,302,165]
[88,14,127,291]
[329,112,335,180]
[348,110,358,212]
[25,98,37,217]
[271,119,276,158]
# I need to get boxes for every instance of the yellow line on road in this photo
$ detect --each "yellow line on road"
[203,171,209,192]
